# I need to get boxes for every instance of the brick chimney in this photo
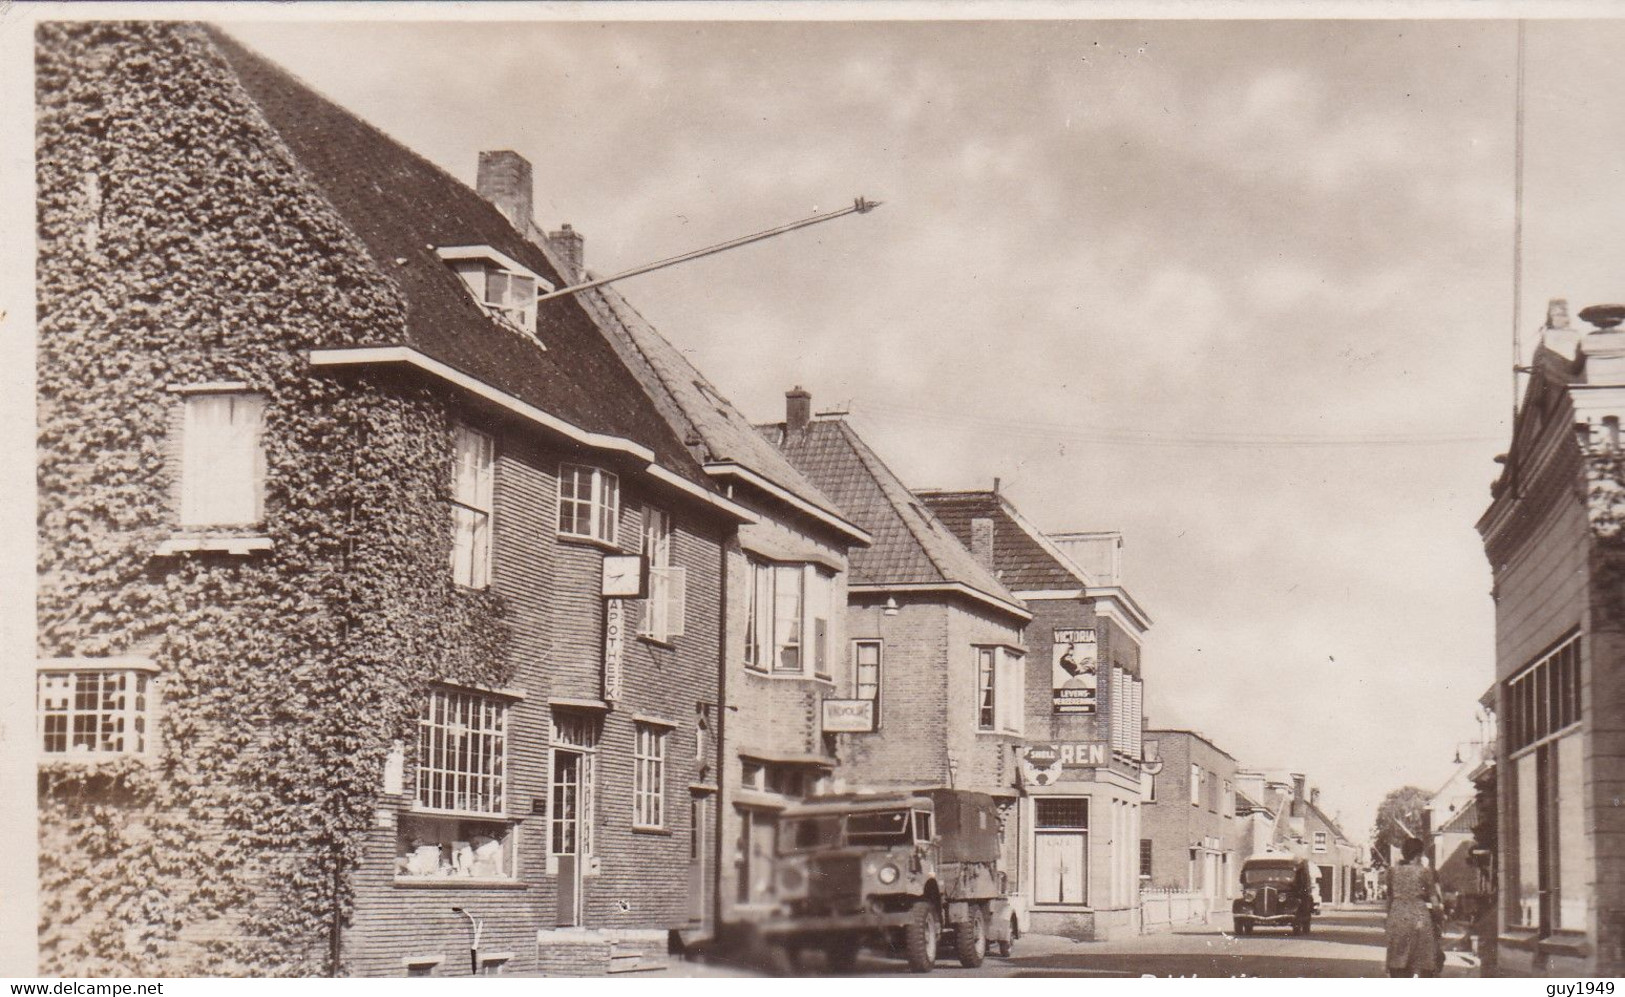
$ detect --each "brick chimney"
[786,387,812,434]
[477,150,533,231]
[970,517,995,569]
[1291,773,1307,818]
[1310,787,1320,808]
[547,224,585,283]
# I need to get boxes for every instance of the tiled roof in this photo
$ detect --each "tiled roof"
[767,419,1023,614]
[917,490,1087,591]
[205,28,709,488]
[574,283,853,528]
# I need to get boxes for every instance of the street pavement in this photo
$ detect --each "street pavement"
[675,907,1481,978]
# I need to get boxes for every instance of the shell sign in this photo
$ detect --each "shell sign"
[1019,741,1108,786]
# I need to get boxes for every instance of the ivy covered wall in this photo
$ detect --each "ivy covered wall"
[37,22,508,975]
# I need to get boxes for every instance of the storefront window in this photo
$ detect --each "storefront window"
[1033,797,1088,906]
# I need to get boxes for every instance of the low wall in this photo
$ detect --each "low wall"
[1140,889,1210,934]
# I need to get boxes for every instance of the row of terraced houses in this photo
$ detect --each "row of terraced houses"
[33,22,1356,976]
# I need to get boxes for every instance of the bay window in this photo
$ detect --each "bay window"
[975,645,1024,734]
[558,464,619,544]
[744,561,833,676]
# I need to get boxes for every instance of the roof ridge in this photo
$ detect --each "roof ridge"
[993,492,1096,588]
[576,284,705,446]
[830,421,1018,603]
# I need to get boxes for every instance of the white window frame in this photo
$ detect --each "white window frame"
[451,425,494,589]
[36,660,157,759]
[975,645,1024,735]
[180,391,266,528]
[633,723,668,829]
[1312,830,1328,854]
[437,245,554,339]
[557,464,619,545]
[399,685,516,881]
[745,560,830,678]
[1190,764,1202,807]
[638,506,686,642]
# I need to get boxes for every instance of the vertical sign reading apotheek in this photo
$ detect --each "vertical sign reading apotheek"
[604,599,625,701]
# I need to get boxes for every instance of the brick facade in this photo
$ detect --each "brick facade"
[1140,731,1238,912]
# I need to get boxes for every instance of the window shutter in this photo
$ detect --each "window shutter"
[666,566,686,638]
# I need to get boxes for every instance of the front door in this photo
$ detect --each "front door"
[1317,865,1334,905]
[553,749,586,927]
[688,792,713,927]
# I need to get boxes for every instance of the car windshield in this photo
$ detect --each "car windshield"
[779,816,842,854]
[845,810,912,845]
[1242,866,1297,887]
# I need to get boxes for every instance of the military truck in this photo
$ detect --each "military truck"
[757,788,1015,973]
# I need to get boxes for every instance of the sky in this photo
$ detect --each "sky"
[208,14,1625,839]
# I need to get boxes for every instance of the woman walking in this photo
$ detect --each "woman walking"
[1386,837,1445,977]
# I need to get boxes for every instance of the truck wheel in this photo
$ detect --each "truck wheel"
[824,938,859,974]
[904,900,940,973]
[955,906,987,968]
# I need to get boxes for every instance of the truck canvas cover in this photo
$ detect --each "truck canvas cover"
[923,789,1000,865]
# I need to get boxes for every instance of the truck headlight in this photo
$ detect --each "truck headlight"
[878,864,900,885]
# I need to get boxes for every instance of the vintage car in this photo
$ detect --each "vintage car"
[1232,855,1319,936]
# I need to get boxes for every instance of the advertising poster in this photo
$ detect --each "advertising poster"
[1052,627,1098,714]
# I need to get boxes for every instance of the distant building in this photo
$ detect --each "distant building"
[1139,730,1239,915]
[1476,299,1625,977]
[1233,772,1361,907]
[918,488,1152,940]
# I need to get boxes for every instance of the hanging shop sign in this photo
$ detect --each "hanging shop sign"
[821,698,877,733]
[1019,741,1109,786]
[1052,628,1098,714]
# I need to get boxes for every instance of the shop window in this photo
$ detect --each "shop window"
[37,665,153,758]
[638,506,685,641]
[558,464,619,544]
[451,425,493,589]
[1505,632,1581,753]
[398,686,513,879]
[1033,797,1088,906]
[180,391,266,527]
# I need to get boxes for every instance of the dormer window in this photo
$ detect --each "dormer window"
[436,246,554,339]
